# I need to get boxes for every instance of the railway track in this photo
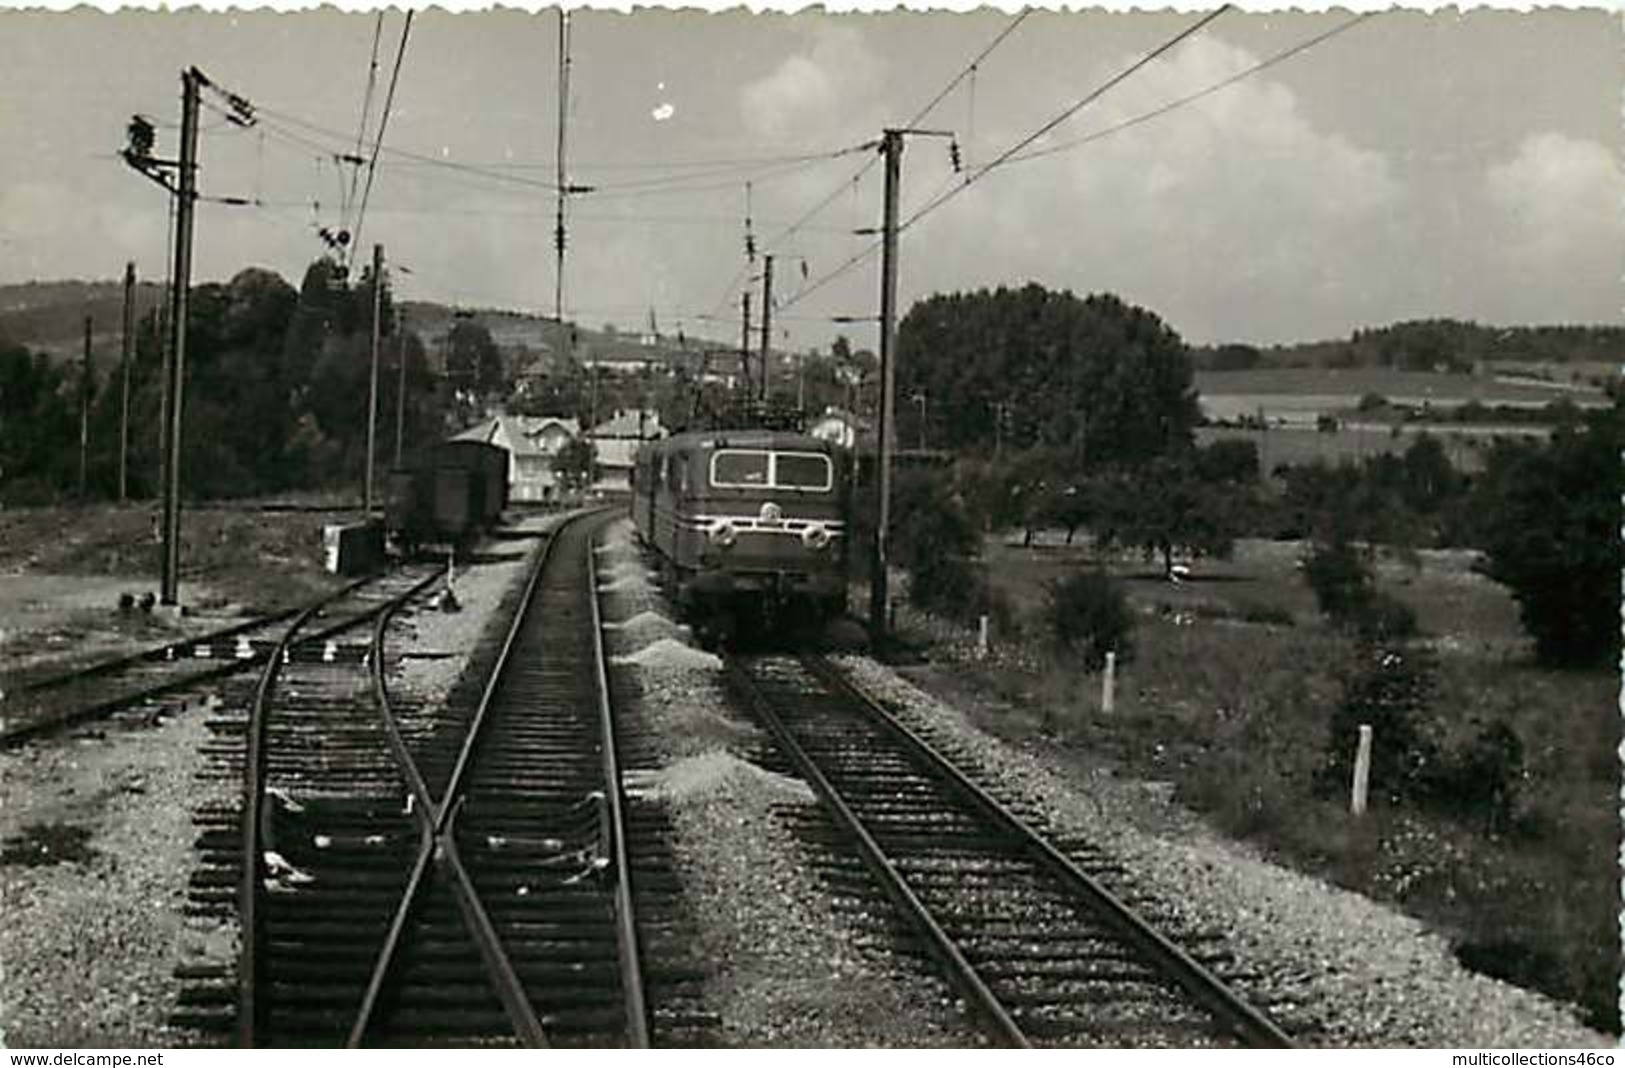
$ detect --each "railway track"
[726,652,1295,1049]
[178,511,694,1047]
[0,570,439,747]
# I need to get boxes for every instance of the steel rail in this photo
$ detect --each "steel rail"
[802,655,1296,1048]
[1,576,382,747]
[724,658,1032,1048]
[235,566,444,1048]
[345,535,558,1048]
[586,527,652,1047]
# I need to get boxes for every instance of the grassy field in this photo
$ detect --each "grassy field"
[925,533,1619,1032]
[1195,424,1544,473]
[1196,368,1609,407]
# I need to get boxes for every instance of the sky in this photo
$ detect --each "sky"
[1,5,1621,351]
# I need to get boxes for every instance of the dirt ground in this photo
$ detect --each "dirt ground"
[0,503,356,690]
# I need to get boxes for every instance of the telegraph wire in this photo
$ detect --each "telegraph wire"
[345,14,386,240]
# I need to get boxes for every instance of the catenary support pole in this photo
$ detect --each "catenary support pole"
[160,66,201,607]
[364,242,383,514]
[119,261,135,502]
[79,316,92,499]
[759,254,774,403]
[870,129,903,647]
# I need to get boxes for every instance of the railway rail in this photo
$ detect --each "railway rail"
[180,511,685,1047]
[727,652,1295,1049]
[0,570,439,747]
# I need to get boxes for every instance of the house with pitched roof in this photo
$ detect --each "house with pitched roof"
[454,414,581,503]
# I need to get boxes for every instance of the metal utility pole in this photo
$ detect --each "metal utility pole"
[394,307,407,469]
[79,316,93,499]
[740,290,752,386]
[364,243,384,514]
[119,262,135,502]
[553,8,570,324]
[160,66,202,607]
[759,254,774,403]
[870,128,903,646]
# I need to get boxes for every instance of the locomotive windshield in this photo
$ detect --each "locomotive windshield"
[710,449,831,491]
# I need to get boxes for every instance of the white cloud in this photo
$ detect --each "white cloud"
[1485,131,1623,269]
[739,23,882,145]
[899,35,1406,342]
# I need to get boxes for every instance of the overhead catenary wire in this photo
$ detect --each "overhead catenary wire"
[781,11,1225,312]
[351,10,414,264]
[344,13,386,239]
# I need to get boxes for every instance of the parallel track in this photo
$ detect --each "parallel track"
[0,576,402,747]
[203,512,659,1046]
[728,652,1295,1049]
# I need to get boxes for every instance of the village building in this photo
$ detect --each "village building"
[586,407,665,495]
[454,414,581,503]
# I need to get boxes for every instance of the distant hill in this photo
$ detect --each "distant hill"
[1192,318,1625,390]
[0,278,729,375]
[0,279,168,362]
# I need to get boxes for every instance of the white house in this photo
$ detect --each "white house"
[586,408,665,495]
[454,414,581,503]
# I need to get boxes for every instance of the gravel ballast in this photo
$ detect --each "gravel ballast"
[0,512,564,1049]
[830,654,1610,1048]
[596,518,976,1047]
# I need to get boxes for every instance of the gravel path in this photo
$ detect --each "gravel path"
[596,519,977,1047]
[831,655,1610,1048]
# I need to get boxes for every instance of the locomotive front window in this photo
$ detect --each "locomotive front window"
[709,449,831,491]
[712,450,770,486]
[773,452,832,491]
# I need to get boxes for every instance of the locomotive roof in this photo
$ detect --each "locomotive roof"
[651,428,837,452]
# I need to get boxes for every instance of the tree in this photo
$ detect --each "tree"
[1474,403,1623,668]
[0,340,75,500]
[895,284,1199,466]
[551,436,597,494]
[444,318,507,399]
[1091,456,1236,579]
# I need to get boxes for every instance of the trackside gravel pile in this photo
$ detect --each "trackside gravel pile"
[830,656,1608,1048]
[595,518,975,1046]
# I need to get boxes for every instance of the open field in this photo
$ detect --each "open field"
[1195,424,1548,473]
[1196,368,1610,407]
[0,501,356,689]
[926,532,1618,1032]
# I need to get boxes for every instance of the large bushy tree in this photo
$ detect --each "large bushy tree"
[896,284,1199,466]
[1473,402,1623,668]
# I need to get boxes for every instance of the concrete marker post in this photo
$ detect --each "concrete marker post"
[1352,723,1373,816]
[1101,650,1117,716]
[977,614,989,660]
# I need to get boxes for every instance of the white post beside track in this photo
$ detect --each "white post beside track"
[977,615,989,660]
[1352,723,1373,816]
[1101,650,1117,715]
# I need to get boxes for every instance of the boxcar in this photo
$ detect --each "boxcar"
[384,439,509,552]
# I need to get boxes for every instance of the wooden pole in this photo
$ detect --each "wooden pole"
[119,261,135,502]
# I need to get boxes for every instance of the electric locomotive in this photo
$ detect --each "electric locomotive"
[631,427,850,641]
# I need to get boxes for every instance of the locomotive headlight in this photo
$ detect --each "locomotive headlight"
[707,519,737,548]
[801,523,831,551]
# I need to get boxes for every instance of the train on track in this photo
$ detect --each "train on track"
[630,427,851,642]
[384,439,509,553]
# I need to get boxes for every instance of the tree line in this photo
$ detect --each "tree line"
[880,283,1622,671]
[0,257,451,504]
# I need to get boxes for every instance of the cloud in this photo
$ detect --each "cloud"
[899,35,1406,343]
[740,23,882,145]
[1485,131,1623,269]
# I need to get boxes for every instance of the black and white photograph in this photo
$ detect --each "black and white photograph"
[0,1,1619,1049]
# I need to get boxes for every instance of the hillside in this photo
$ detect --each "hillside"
[1192,318,1625,386]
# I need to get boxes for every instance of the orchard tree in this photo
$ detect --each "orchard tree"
[1090,455,1237,579]
[1474,402,1623,668]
